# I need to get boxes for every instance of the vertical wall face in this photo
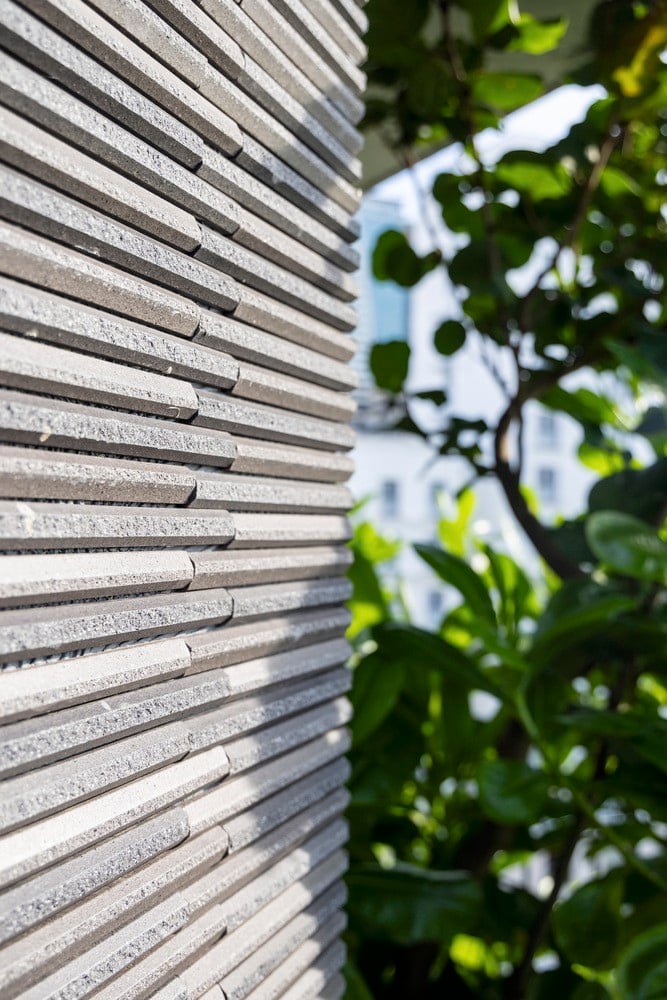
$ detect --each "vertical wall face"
[0,1,365,996]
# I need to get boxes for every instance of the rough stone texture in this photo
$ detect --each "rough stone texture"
[0,222,201,337]
[0,0,363,989]
[0,279,239,391]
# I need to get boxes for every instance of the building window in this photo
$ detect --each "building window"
[537,467,558,505]
[537,412,558,449]
[381,480,400,519]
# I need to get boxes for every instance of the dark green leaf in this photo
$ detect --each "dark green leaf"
[351,653,406,745]
[587,511,667,584]
[478,759,550,825]
[372,229,439,287]
[552,874,624,969]
[617,923,667,999]
[370,340,410,394]
[434,320,466,356]
[416,545,496,624]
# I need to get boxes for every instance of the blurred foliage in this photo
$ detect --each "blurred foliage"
[345,1,667,997]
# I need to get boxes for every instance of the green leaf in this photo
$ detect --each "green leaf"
[346,862,482,944]
[434,320,466,356]
[472,72,543,112]
[497,151,571,200]
[478,759,550,825]
[462,0,513,40]
[587,511,667,584]
[416,545,496,625]
[372,229,439,287]
[351,653,405,745]
[370,340,410,394]
[553,874,624,970]
[617,923,667,999]
[343,963,374,1000]
[507,15,568,54]
[541,386,625,430]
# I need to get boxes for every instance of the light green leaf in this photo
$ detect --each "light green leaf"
[497,151,571,200]
[587,511,667,584]
[472,72,543,112]
[416,545,496,625]
[507,15,568,54]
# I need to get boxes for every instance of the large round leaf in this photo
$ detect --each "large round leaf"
[586,511,667,584]
[616,923,667,998]
[478,759,549,825]
[552,874,624,970]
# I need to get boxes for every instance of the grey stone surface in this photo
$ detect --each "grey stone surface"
[233,361,355,423]
[0,501,234,551]
[0,167,239,311]
[192,473,351,513]
[20,0,242,154]
[0,105,200,252]
[0,828,226,995]
[223,695,351,772]
[0,587,233,663]
[194,391,355,451]
[218,876,347,1000]
[301,0,366,65]
[0,550,194,608]
[0,1,205,167]
[0,811,190,943]
[145,0,245,78]
[0,637,192,724]
[185,728,349,834]
[197,310,355,391]
[204,638,351,699]
[0,723,190,832]
[90,905,227,1000]
[328,0,368,33]
[0,747,228,889]
[198,148,359,271]
[238,0,364,123]
[0,331,198,419]
[185,612,351,673]
[320,970,347,1000]
[250,930,346,1000]
[0,446,196,505]
[0,53,241,237]
[232,285,356,353]
[190,546,352,588]
[230,437,354,483]
[229,580,352,624]
[0,223,200,337]
[0,279,239,390]
[230,514,351,548]
[224,768,350,853]
[268,0,365,89]
[196,227,357,328]
[0,391,237,466]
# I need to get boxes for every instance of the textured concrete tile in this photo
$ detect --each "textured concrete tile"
[145,981,190,1000]
[182,810,347,919]
[0,279,239,390]
[187,672,350,754]
[0,55,240,237]
[231,286,356,352]
[0,810,189,944]
[301,0,366,65]
[0,167,238,311]
[0,828,226,995]
[0,501,233,551]
[217,877,347,1000]
[235,131,360,225]
[0,587,233,663]
[232,209,357,300]
[145,0,244,77]
[222,695,351,772]
[198,148,359,262]
[194,392,354,452]
[197,310,355,392]
[238,0,363,123]
[17,893,190,1000]
[328,0,368,32]
[87,0,207,86]
[0,637,192,724]
[0,747,228,889]
[0,0,204,167]
[0,723,190,833]
[0,105,200,251]
[196,227,356,328]
[200,0,361,150]
[206,638,351,699]
[0,391,237,466]
[268,0,365,87]
[319,970,347,1000]
[229,580,352,625]
[229,514,351,548]
[232,362,355,423]
[224,767,350,853]
[0,223,200,337]
[192,473,351,514]
[185,728,349,834]
[185,612,351,673]
[0,550,194,608]
[189,546,351,589]
[22,0,242,154]
[230,437,354,483]
[0,331,198,419]
[250,932,346,1000]
[0,446,196,505]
